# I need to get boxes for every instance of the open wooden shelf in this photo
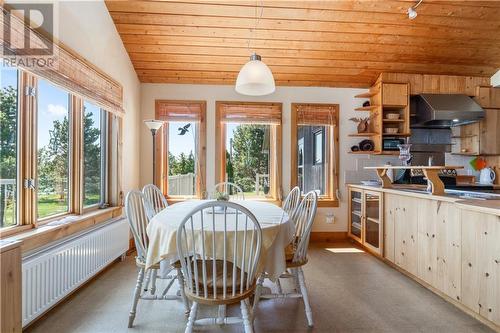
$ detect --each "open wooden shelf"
[383,104,407,110]
[382,133,411,136]
[348,151,379,154]
[355,91,379,98]
[383,119,405,123]
[348,132,378,137]
[355,105,379,111]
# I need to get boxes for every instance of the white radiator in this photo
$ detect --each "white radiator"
[21,218,129,327]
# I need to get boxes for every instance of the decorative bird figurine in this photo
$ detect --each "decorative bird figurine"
[178,123,191,135]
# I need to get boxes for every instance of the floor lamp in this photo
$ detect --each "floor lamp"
[144,120,164,184]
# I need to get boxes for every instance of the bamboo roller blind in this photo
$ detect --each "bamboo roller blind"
[0,7,124,115]
[296,104,338,126]
[156,101,204,122]
[218,102,282,124]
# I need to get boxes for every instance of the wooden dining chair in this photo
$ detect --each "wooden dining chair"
[125,190,189,328]
[254,190,318,327]
[282,186,301,218]
[177,201,262,333]
[142,184,168,220]
[212,181,245,200]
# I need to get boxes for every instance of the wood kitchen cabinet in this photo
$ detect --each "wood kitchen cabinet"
[393,195,418,276]
[475,86,500,109]
[382,83,408,106]
[383,193,397,262]
[461,210,500,326]
[0,240,22,333]
[348,188,383,256]
[416,200,461,300]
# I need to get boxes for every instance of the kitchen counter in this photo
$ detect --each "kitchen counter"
[348,184,500,216]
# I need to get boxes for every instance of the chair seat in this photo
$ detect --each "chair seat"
[284,243,308,268]
[184,259,255,304]
[135,257,182,270]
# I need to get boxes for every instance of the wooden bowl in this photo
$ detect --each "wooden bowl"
[386,113,400,120]
[384,127,399,134]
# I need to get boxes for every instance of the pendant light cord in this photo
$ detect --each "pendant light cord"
[247,0,265,53]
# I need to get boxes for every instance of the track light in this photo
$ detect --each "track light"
[407,0,423,20]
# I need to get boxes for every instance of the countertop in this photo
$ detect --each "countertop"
[348,184,500,216]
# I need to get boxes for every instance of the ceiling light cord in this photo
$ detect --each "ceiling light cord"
[247,0,264,53]
[413,0,423,9]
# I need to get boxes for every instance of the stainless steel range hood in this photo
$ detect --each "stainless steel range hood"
[411,94,485,128]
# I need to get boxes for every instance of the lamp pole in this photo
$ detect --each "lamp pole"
[144,120,164,184]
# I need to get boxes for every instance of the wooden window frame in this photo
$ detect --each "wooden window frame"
[215,101,282,204]
[290,103,339,208]
[0,68,121,239]
[155,100,206,203]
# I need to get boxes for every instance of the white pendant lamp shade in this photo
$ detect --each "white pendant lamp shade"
[235,53,275,96]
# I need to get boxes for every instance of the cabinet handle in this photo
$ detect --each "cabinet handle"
[468,263,472,267]
[485,272,490,277]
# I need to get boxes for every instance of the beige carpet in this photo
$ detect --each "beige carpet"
[25,242,494,333]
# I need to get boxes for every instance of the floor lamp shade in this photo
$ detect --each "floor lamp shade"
[144,120,163,184]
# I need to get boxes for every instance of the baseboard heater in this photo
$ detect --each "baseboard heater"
[21,218,129,327]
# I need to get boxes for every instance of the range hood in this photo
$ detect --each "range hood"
[411,94,485,128]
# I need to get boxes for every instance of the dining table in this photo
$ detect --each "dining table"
[145,199,294,280]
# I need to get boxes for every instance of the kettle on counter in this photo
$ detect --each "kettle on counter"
[479,167,496,185]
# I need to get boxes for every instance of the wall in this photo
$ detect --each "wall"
[140,84,400,232]
[57,1,141,194]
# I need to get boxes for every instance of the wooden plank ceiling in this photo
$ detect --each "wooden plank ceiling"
[105,0,500,88]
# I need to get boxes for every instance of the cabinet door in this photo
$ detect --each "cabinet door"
[480,109,500,155]
[384,193,397,262]
[461,210,500,325]
[475,86,500,109]
[394,196,418,276]
[417,199,438,286]
[348,188,363,242]
[435,202,461,301]
[363,191,383,255]
[382,83,408,106]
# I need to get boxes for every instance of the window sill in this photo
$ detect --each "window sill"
[1,206,122,254]
[317,199,340,208]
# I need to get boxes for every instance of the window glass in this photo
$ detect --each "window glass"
[167,121,197,196]
[83,101,102,207]
[297,125,327,195]
[0,64,18,228]
[37,79,70,218]
[225,123,270,199]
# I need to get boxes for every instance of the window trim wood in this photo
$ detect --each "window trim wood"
[155,100,206,201]
[290,103,340,208]
[215,101,282,203]
[1,68,122,238]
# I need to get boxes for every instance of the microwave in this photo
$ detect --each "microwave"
[383,138,405,151]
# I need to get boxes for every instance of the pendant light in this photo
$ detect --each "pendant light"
[235,2,275,96]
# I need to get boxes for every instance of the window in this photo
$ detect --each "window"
[37,79,71,219]
[155,100,206,200]
[83,101,107,207]
[291,103,339,207]
[0,64,19,228]
[0,65,118,234]
[216,102,282,201]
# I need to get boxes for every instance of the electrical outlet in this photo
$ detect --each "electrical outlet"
[326,213,335,224]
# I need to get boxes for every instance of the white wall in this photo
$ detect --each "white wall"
[140,84,400,232]
[57,1,141,194]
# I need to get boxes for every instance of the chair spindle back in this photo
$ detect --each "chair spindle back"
[290,191,318,263]
[212,182,245,201]
[282,186,301,218]
[176,201,262,301]
[125,190,150,260]
[142,184,168,219]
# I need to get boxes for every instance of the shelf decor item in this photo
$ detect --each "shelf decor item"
[362,101,370,107]
[351,145,360,152]
[359,139,375,151]
[386,113,400,120]
[384,127,399,134]
[349,114,375,133]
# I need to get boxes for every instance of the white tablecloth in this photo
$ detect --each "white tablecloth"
[146,200,294,279]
